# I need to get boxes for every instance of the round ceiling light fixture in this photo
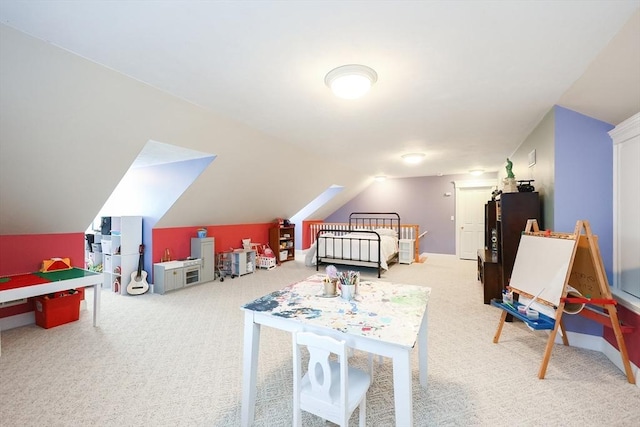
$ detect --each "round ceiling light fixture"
[401,153,426,164]
[469,169,484,176]
[374,175,387,182]
[325,64,378,99]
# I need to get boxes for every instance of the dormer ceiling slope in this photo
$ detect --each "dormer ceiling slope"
[1,2,639,234]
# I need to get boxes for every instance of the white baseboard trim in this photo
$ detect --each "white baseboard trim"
[556,329,639,388]
[555,329,603,351]
[0,311,35,331]
[602,337,639,387]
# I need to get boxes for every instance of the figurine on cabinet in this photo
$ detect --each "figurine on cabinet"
[502,158,518,193]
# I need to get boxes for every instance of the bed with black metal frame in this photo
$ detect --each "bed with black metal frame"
[314,212,401,278]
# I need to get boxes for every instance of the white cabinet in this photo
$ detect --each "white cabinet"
[399,239,415,265]
[231,250,256,276]
[100,216,142,295]
[153,262,185,294]
[191,237,215,283]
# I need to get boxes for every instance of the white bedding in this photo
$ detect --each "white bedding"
[306,231,399,270]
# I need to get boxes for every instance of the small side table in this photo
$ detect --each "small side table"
[230,249,257,276]
[399,239,415,264]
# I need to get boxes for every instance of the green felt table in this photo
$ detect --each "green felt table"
[0,268,100,291]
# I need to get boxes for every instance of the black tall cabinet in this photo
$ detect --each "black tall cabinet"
[479,192,541,303]
[496,192,541,289]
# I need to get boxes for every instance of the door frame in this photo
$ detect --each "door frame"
[453,179,498,258]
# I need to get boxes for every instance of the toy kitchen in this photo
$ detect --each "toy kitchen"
[153,258,203,294]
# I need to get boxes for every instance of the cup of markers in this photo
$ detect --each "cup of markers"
[338,271,359,301]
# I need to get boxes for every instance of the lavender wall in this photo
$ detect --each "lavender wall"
[324,173,496,255]
[554,106,614,278]
[553,106,614,335]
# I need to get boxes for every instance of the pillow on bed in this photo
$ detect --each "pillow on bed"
[318,232,335,237]
[374,228,397,237]
[347,231,377,238]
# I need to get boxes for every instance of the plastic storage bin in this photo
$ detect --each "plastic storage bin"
[34,289,82,329]
[101,240,112,255]
[257,256,276,270]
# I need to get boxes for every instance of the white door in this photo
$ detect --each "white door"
[457,186,494,260]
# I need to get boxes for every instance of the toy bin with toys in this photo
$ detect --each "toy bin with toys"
[34,288,83,329]
[257,256,276,270]
[255,244,276,270]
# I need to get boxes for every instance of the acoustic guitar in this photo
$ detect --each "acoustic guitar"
[127,244,149,295]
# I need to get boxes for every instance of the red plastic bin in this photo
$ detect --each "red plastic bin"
[34,289,82,329]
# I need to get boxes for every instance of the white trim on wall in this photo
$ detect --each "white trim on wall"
[609,112,640,312]
[558,330,640,389]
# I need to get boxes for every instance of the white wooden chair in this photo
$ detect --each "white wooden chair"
[292,331,371,427]
[367,353,384,379]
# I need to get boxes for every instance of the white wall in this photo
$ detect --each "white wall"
[0,24,370,235]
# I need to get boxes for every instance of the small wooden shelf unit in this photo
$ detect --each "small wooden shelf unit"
[269,225,295,263]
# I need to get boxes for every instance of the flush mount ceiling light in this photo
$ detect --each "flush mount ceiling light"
[374,175,387,182]
[401,153,425,164]
[469,169,484,176]
[325,64,378,99]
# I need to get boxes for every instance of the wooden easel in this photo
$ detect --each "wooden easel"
[492,219,635,384]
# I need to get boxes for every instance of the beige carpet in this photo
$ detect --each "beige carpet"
[0,254,638,426]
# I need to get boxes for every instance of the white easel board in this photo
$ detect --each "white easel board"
[508,234,576,307]
[493,220,635,384]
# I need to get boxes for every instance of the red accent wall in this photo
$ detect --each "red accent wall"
[603,304,640,369]
[151,223,273,277]
[0,233,85,319]
[0,233,85,276]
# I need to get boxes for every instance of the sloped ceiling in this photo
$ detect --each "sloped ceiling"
[1,2,639,235]
[0,24,368,234]
[1,1,638,178]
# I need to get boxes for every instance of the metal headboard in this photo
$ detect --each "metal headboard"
[348,212,401,239]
